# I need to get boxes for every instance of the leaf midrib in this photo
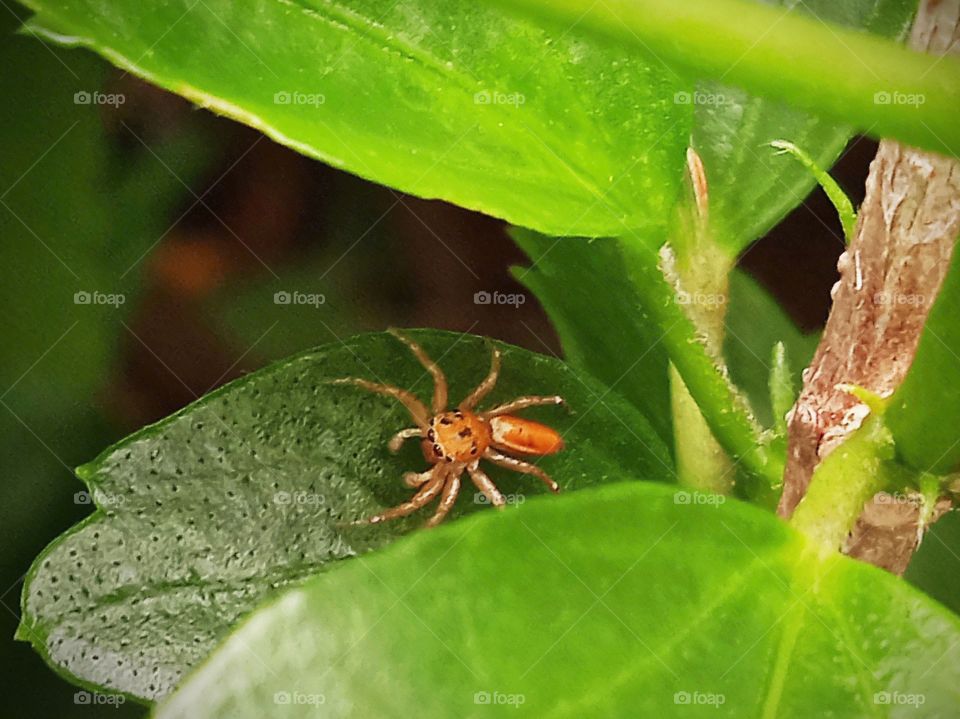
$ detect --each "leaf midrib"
[265,0,624,214]
[546,558,768,717]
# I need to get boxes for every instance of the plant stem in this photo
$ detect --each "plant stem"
[770,141,857,242]
[667,166,737,494]
[491,0,960,158]
[670,365,734,493]
[620,238,782,492]
[790,415,894,551]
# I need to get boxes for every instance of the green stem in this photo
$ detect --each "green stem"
[491,0,960,158]
[667,184,736,494]
[768,342,795,437]
[620,239,782,492]
[770,141,858,242]
[790,415,894,551]
[671,364,734,493]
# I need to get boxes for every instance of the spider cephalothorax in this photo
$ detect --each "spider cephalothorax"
[333,329,566,527]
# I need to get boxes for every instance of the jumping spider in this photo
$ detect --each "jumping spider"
[334,329,566,527]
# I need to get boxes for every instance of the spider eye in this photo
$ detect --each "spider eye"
[433,443,443,456]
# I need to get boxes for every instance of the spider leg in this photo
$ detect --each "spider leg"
[403,470,432,488]
[330,378,429,429]
[467,460,505,508]
[389,328,448,413]
[481,395,565,418]
[458,344,501,411]
[353,467,445,525]
[388,427,423,453]
[424,472,463,527]
[483,448,560,493]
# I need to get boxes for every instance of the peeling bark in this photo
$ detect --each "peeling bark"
[779,0,960,574]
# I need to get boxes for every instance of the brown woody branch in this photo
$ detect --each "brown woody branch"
[778,0,960,574]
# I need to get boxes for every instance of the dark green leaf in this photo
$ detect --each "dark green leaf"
[906,510,960,616]
[723,271,818,429]
[158,482,960,718]
[21,0,692,236]
[511,230,673,449]
[494,0,959,159]
[693,0,914,255]
[17,330,670,702]
[886,244,960,474]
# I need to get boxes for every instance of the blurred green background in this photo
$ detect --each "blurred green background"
[2,4,957,717]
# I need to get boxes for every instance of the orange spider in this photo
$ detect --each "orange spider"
[334,329,566,527]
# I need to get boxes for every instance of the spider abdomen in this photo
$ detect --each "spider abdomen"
[489,415,564,456]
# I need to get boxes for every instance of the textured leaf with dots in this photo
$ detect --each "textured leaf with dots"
[160,482,960,718]
[17,330,670,702]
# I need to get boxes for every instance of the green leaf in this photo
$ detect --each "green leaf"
[20,0,692,237]
[886,243,960,474]
[17,330,670,702]
[511,230,673,449]
[495,0,959,159]
[158,482,960,718]
[906,510,960,616]
[723,271,818,429]
[691,0,912,255]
